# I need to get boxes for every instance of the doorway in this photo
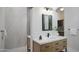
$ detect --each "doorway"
[56,7,64,36]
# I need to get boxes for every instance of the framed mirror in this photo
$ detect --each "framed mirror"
[42,14,52,31]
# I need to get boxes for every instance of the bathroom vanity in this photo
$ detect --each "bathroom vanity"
[32,36,67,52]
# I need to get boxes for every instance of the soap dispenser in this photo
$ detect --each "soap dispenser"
[39,35,42,40]
[47,33,50,38]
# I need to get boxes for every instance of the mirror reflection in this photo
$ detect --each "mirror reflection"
[42,14,52,31]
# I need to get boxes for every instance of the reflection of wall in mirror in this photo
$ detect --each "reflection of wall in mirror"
[44,15,49,30]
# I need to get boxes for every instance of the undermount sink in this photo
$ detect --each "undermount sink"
[48,35,66,39]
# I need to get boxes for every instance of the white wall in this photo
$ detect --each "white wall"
[5,7,27,49]
[64,7,79,52]
[31,7,59,39]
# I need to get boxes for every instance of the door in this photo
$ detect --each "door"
[0,8,5,49]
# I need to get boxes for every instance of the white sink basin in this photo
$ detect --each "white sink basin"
[33,36,67,45]
[48,36,59,39]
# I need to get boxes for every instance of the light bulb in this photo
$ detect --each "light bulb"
[60,8,64,11]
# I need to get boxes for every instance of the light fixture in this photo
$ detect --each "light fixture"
[44,7,53,11]
[60,7,64,11]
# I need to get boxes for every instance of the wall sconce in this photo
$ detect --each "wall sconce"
[44,7,53,11]
[42,7,53,15]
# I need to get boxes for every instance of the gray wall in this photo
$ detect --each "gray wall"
[27,8,31,35]
[64,7,79,52]
[5,7,27,49]
[0,8,5,30]
[0,8,5,49]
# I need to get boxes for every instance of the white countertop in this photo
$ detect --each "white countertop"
[33,36,67,45]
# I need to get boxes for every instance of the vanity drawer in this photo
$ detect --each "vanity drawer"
[40,42,53,52]
[62,45,67,48]
[53,40,62,47]
[52,39,67,51]
[62,39,67,45]
[53,46,64,52]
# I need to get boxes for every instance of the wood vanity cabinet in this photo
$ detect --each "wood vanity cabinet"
[33,39,67,52]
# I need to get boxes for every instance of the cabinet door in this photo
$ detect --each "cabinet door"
[53,40,62,47]
[33,41,40,52]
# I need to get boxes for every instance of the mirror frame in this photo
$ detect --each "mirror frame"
[42,14,52,31]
